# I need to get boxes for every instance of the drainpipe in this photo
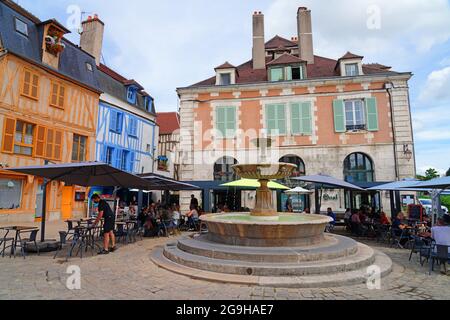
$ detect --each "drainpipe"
[385,82,400,181]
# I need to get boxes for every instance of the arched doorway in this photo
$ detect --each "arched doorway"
[279,155,308,212]
[343,153,376,211]
[213,156,240,211]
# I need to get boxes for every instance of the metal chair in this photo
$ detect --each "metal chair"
[0,232,14,258]
[390,228,411,249]
[16,229,40,259]
[409,235,431,264]
[429,243,450,275]
[53,231,68,259]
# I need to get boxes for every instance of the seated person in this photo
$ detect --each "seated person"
[186,205,199,230]
[303,208,311,214]
[143,216,158,237]
[392,212,410,245]
[379,212,390,225]
[431,216,450,274]
[171,204,181,226]
[327,208,336,226]
[344,208,352,223]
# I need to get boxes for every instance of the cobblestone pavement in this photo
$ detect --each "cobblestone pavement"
[0,222,449,300]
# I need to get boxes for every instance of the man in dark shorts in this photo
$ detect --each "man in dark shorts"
[92,194,116,255]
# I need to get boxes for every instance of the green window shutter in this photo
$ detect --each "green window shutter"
[300,102,312,135]
[290,103,301,134]
[333,99,346,133]
[286,67,292,81]
[365,97,379,131]
[266,104,286,134]
[225,107,236,136]
[216,107,226,137]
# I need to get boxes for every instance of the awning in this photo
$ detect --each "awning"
[139,173,200,191]
[367,180,426,191]
[220,179,289,190]
[7,162,153,189]
[293,175,365,191]
[406,177,450,190]
[285,187,313,194]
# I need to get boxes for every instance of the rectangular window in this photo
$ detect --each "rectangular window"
[49,82,66,109]
[121,150,130,171]
[127,88,137,104]
[345,63,359,76]
[266,104,286,135]
[105,146,114,165]
[128,117,138,137]
[291,66,303,80]
[290,102,312,135]
[14,120,35,156]
[21,68,39,100]
[15,18,28,36]
[71,134,87,162]
[0,179,23,210]
[216,106,236,138]
[219,73,231,85]
[270,68,284,82]
[345,100,366,130]
[110,110,123,134]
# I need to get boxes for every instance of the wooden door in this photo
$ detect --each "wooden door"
[61,186,73,220]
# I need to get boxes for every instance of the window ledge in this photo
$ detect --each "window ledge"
[344,129,368,134]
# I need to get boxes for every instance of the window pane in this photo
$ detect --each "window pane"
[220,73,231,85]
[0,179,23,210]
[270,68,284,81]
[345,64,358,76]
[15,18,28,36]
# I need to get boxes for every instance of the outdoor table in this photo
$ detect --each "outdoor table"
[0,226,39,257]
[67,226,102,259]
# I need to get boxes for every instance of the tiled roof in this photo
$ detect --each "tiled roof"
[339,51,364,60]
[215,61,236,70]
[0,0,101,92]
[265,35,297,49]
[156,112,180,134]
[189,39,399,88]
[267,53,305,66]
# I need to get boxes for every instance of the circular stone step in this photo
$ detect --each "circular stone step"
[151,247,392,288]
[177,234,359,263]
[162,242,376,277]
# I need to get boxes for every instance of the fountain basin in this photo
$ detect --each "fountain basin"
[200,213,333,247]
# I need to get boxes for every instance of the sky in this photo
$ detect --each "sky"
[15,0,450,175]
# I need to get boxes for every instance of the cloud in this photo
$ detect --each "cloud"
[415,129,450,142]
[265,0,450,68]
[419,66,450,102]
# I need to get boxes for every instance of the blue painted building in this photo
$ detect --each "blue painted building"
[95,64,158,175]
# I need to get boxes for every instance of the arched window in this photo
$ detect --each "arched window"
[279,155,306,178]
[344,153,374,183]
[214,156,238,182]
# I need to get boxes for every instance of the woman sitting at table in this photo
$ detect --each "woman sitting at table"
[186,205,199,230]
[379,212,391,225]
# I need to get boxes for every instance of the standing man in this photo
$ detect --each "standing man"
[190,194,199,210]
[92,194,116,255]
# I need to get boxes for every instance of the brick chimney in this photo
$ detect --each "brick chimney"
[80,14,104,66]
[297,7,314,64]
[252,11,266,70]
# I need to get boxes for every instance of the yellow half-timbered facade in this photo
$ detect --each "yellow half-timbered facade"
[0,0,102,222]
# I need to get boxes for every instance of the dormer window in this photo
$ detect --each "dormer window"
[345,63,359,76]
[269,65,305,82]
[219,73,231,85]
[215,62,237,86]
[127,87,137,104]
[267,53,306,82]
[337,52,364,77]
[144,96,153,112]
[15,18,28,36]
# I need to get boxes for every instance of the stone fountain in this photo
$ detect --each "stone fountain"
[151,139,393,288]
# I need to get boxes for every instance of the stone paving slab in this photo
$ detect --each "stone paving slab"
[0,222,449,300]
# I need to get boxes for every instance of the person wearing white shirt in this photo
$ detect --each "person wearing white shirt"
[431,217,450,274]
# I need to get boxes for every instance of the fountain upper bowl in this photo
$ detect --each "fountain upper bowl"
[232,163,297,180]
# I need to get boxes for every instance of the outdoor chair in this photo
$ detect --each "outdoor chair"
[374,224,391,244]
[390,228,411,249]
[115,224,127,244]
[16,229,40,259]
[428,243,450,275]
[157,220,169,238]
[53,231,68,259]
[0,232,14,258]
[409,235,432,264]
